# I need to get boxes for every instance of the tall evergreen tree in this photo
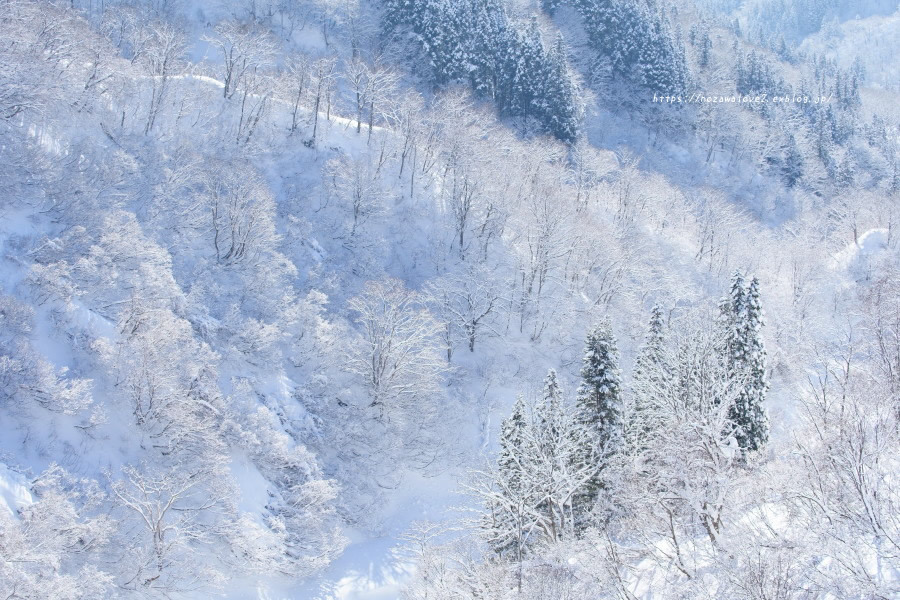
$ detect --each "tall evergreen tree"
[696,27,712,68]
[489,394,531,557]
[628,305,668,454]
[576,321,623,450]
[721,272,769,455]
[721,271,747,393]
[782,134,805,188]
[573,320,622,517]
[536,369,564,457]
[541,36,580,142]
[510,18,544,120]
[469,0,505,100]
[533,369,590,541]
[498,395,529,491]
[739,277,769,452]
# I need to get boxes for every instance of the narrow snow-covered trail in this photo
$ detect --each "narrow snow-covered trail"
[162,73,385,135]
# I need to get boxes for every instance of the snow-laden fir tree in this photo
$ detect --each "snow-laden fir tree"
[469,0,508,100]
[638,10,687,93]
[690,21,713,69]
[532,369,593,541]
[782,134,804,188]
[576,321,623,452]
[721,273,769,455]
[541,36,580,142]
[538,369,564,437]
[534,369,565,534]
[498,395,528,496]
[488,394,531,558]
[724,271,747,341]
[510,18,543,119]
[627,305,669,455]
[573,320,622,518]
[741,276,769,452]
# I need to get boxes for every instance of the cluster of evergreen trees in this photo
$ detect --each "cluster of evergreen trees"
[726,44,870,190]
[736,51,787,99]
[571,0,688,95]
[798,58,865,184]
[383,0,580,141]
[688,20,713,69]
[485,273,769,555]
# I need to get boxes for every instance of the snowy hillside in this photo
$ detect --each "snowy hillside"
[1,0,899,599]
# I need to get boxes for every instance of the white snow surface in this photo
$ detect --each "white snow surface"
[0,464,32,520]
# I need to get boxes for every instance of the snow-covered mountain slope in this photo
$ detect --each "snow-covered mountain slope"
[799,8,900,91]
[1,0,899,598]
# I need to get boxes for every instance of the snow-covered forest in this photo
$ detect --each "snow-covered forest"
[1,0,899,598]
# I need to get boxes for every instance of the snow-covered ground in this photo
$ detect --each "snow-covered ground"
[0,464,32,520]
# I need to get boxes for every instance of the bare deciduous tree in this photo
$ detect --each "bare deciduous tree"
[325,153,388,240]
[345,278,446,420]
[426,265,504,358]
[309,56,337,143]
[282,53,309,134]
[205,21,277,100]
[205,162,279,265]
[139,22,185,134]
[110,462,234,596]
